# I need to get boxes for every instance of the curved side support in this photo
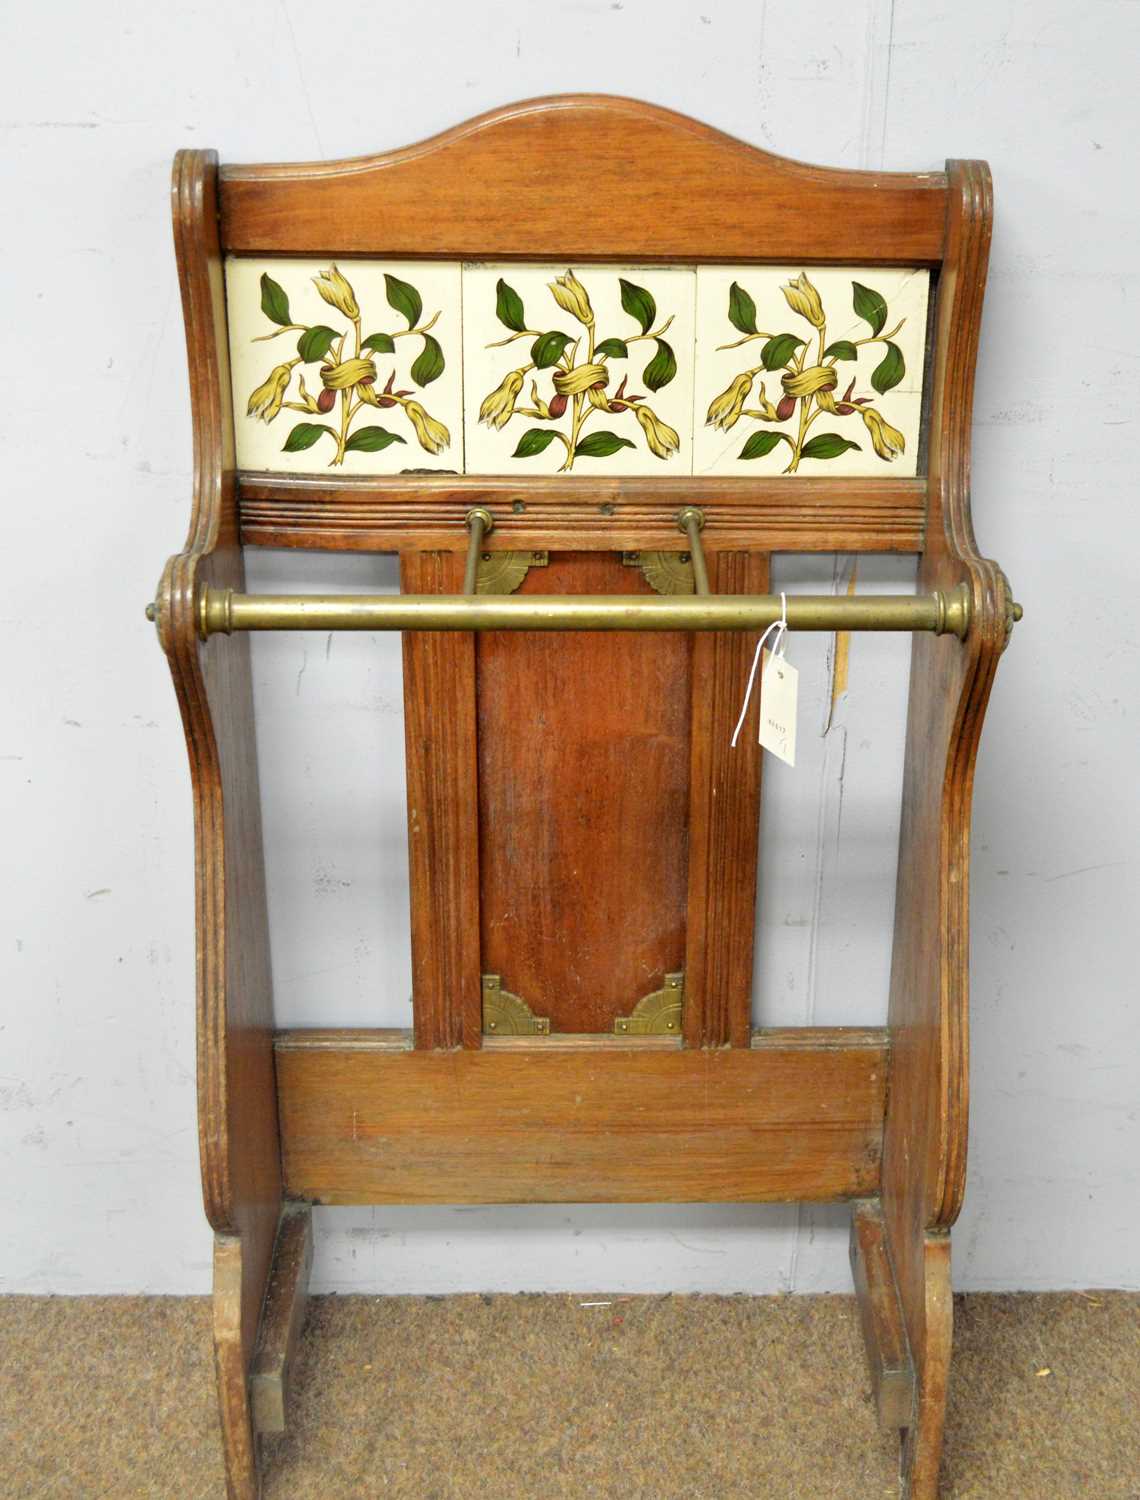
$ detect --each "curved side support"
[881,159,1009,1499]
[164,148,284,1500]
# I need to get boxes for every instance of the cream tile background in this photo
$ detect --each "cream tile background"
[693,266,930,479]
[224,260,928,479]
[225,257,464,476]
[461,263,696,477]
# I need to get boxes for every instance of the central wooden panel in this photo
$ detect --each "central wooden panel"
[476,552,692,1033]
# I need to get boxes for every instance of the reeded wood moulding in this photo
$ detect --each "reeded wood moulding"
[158,96,1015,1500]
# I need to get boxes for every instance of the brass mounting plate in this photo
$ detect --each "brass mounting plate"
[613,972,685,1035]
[481,974,551,1035]
[621,551,695,595]
[477,551,549,595]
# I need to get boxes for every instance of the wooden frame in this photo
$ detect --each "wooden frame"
[158,97,1012,1499]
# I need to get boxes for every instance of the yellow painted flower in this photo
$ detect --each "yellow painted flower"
[529,380,551,420]
[549,269,594,327]
[247,363,293,423]
[860,406,906,460]
[312,265,360,321]
[781,272,825,329]
[355,380,381,407]
[752,381,781,420]
[781,364,838,400]
[706,370,754,430]
[479,368,526,428]
[293,374,321,414]
[320,357,377,391]
[404,400,450,454]
[636,404,680,461]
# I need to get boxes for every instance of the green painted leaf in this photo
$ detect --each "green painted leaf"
[260,273,291,326]
[574,431,635,459]
[728,281,758,335]
[513,428,559,459]
[595,337,629,359]
[495,278,527,332]
[739,430,787,461]
[823,340,859,361]
[801,433,862,460]
[619,278,656,334]
[296,325,339,362]
[362,331,396,354]
[344,426,406,454]
[531,330,573,369]
[384,272,422,329]
[411,333,445,387]
[852,282,887,336]
[760,333,807,370]
[643,337,677,393]
[282,422,334,453]
[871,341,905,394]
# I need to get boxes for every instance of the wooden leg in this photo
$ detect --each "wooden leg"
[251,1204,314,1436]
[211,1205,314,1499]
[850,1201,915,1432]
[213,1235,262,1500]
[898,1232,953,1500]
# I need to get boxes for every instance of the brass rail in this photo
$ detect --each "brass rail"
[462,506,494,595]
[191,585,990,639]
[677,506,710,595]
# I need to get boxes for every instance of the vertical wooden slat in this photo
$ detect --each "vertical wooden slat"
[684,551,769,1048]
[400,550,481,1049]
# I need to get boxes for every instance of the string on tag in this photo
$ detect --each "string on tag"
[731,592,788,748]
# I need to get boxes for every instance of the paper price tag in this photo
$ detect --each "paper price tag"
[758,649,798,766]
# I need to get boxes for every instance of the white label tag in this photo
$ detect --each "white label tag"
[758,649,798,765]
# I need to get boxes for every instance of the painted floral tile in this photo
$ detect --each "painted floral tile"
[693,266,930,479]
[462,264,696,476]
[225,257,463,475]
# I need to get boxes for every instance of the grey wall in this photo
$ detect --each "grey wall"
[3,0,1137,1296]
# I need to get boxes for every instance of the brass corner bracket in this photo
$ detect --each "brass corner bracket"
[481,974,550,1035]
[477,551,549,595]
[621,552,695,595]
[613,973,685,1035]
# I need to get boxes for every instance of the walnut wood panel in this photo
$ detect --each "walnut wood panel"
[477,552,691,1033]
[218,96,947,264]
[880,159,1008,1499]
[400,550,482,1049]
[274,1029,889,1204]
[237,474,926,554]
[684,551,768,1048]
[166,148,283,1500]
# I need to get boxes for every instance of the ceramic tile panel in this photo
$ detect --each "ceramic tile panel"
[225,257,464,475]
[693,266,930,479]
[461,264,696,477]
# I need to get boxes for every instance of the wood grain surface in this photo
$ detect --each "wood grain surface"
[236,473,927,555]
[683,550,769,1047]
[218,95,947,264]
[477,552,691,1033]
[167,147,284,1500]
[275,1028,889,1205]
[400,549,482,1049]
[879,159,1008,1500]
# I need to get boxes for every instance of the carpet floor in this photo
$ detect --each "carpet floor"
[1,1291,1136,1498]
